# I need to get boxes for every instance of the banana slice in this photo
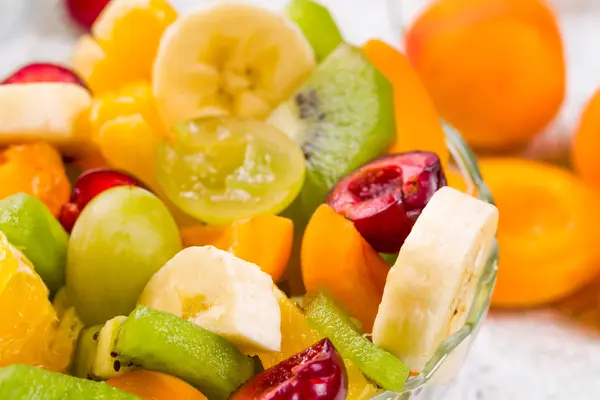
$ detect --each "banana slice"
[139,246,281,354]
[71,35,105,83]
[0,83,92,156]
[152,2,315,128]
[372,186,498,372]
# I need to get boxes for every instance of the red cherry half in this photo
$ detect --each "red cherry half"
[327,151,447,253]
[59,169,144,233]
[231,338,347,400]
[2,63,87,88]
[66,0,111,30]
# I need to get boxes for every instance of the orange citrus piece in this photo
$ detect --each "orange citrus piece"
[107,370,207,400]
[572,88,600,186]
[480,158,599,307]
[181,215,294,283]
[0,142,70,216]
[74,0,177,94]
[0,232,82,371]
[256,290,377,400]
[362,39,449,166]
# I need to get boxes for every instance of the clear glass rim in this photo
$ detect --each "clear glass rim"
[373,122,499,397]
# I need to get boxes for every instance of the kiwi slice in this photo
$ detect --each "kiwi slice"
[72,325,102,379]
[115,305,261,400]
[93,316,135,379]
[305,292,409,392]
[0,364,138,399]
[286,0,343,62]
[269,43,395,222]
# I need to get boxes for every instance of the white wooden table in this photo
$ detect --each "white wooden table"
[2,0,600,398]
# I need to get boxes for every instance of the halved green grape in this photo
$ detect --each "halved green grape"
[157,117,306,225]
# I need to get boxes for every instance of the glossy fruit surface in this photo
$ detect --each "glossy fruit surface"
[0,232,81,372]
[362,39,449,166]
[66,186,181,325]
[158,118,305,225]
[2,63,87,88]
[480,158,599,307]
[66,0,111,29]
[327,152,446,253]
[107,370,208,400]
[181,215,293,282]
[231,338,347,400]
[59,169,143,232]
[302,204,390,332]
[0,142,70,216]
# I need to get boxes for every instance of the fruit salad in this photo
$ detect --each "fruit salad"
[0,0,499,399]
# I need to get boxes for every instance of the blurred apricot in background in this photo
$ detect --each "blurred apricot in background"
[480,158,599,308]
[572,88,600,186]
[405,0,565,151]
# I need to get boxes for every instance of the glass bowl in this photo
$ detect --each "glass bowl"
[0,0,499,398]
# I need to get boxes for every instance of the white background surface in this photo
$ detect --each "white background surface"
[1,0,600,398]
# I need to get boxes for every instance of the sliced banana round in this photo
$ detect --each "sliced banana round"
[139,246,281,354]
[0,83,92,156]
[372,186,498,372]
[152,2,315,128]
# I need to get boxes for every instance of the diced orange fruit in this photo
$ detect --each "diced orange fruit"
[302,204,390,332]
[0,142,70,216]
[107,370,207,400]
[572,88,600,187]
[362,39,449,166]
[181,215,294,283]
[480,158,600,307]
[0,232,82,372]
[405,0,565,150]
[74,0,177,94]
[256,290,377,400]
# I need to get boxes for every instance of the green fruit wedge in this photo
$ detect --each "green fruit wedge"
[305,292,409,392]
[0,193,68,294]
[0,364,138,399]
[72,325,102,379]
[93,316,134,379]
[286,0,343,62]
[269,43,395,222]
[66,186,182,326]
[115,305,260,400]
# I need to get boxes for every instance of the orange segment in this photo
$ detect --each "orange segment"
[362,39,448,166]
[301,204,390,332]
[107,370,207,400]
[572,88,600,186]
[0,142,70,216]
[257,290,377,400]
[0,232,82,372]
[480,158,599,307]
[181,215,294,283]
[76,0,177,94]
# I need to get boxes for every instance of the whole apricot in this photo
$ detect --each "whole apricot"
[572,88,600,186]
[406,0,565,150]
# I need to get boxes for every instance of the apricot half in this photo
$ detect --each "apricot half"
[406,0,565,150]
[480,158,599,308]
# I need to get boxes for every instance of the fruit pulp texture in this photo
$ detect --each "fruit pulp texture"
[306,293,410,392]
[0,364,138,399]
[0,193,68,295]
[362,39,449,167]
[257,291,378,400]
[181,215,293,282]
[116,306,258,400]
[326,151,447,253]
[66,186,182,326]
[232,338,347,400]
[480,158,600,308]
[107,370,208,400]
[405,0,565,150]
[157,117,306,225]
[84,0,177,94]
[302,204,390,332]
[270,43,395,221]
[0,233,76,372]
[0,142,70,216]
